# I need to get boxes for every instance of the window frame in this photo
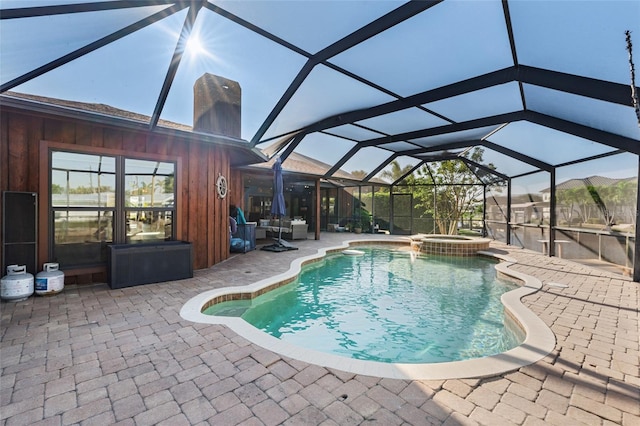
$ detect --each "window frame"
[122,157,177,244]
[46,144,179,269]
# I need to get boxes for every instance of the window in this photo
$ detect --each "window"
[124,158,175,244]
[50,151,176,268]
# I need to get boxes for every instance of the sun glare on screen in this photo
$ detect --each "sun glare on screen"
[186,35,206,56]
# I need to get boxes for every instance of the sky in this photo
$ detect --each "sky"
[2,0,639,184]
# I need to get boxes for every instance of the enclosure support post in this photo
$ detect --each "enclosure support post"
[506,179,511,245]
[482,184,487,237]
[358,185,362,225]
[433,186,437,234]
[633,158,640,282]
[549,168,557,257]
[370,184,375,234]
[315,179,321,240]
[505,179,511,245]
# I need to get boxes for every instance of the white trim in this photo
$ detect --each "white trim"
[180,240,556,380]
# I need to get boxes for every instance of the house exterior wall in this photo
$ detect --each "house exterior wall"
[228,169,244,215]
[0,108,234,284]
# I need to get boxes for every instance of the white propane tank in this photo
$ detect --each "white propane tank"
[35,263,65,296]
[1,265,34,302]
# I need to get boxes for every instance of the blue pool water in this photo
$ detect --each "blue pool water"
[204,247,525,363]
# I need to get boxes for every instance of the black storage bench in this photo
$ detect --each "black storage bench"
[107,241,193,289]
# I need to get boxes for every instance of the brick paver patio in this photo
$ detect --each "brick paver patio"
[1,233,638,425]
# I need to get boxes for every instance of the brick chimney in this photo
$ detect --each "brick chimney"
[193,74,241,138]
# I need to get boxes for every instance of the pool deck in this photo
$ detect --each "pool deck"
[1,233,638,425]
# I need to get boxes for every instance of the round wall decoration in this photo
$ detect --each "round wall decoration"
[216,173,228,199]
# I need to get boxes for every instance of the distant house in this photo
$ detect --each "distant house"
[486,175,637,228]
[540,175,637,202]
[486,193,547,224]
[542,176,637,227]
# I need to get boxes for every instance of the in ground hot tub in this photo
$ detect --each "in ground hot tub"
[415,234,491,256]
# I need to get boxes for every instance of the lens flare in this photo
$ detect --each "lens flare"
[186,34,205,56]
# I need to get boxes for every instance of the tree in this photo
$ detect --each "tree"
[556,186,589,225]
[625,30,640,127]
[162,175,175,194]
[350,170,367,180]
[586,184,614,228]
[412,148,492,235]
[613,179,637,227]
[51,184,64,194]
[379,160,415,184]
[556,179,637,230]
[588,180,637,229]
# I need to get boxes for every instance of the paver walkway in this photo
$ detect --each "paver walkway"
[1,233,638,425]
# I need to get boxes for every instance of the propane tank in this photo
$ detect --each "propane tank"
[35,263,65,296]
[1,265,34,302]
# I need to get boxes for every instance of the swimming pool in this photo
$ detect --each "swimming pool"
[181,238,556,379]
[203,247,524,364]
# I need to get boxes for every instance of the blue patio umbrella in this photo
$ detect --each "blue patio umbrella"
[270,156,286,243]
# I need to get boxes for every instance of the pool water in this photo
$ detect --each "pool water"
[204,247,525,364]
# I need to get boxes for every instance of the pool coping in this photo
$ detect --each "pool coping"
[180,239,556,380]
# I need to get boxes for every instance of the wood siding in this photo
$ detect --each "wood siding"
[1,108,236,284]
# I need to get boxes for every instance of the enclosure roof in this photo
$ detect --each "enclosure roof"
[2,0,639,184]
